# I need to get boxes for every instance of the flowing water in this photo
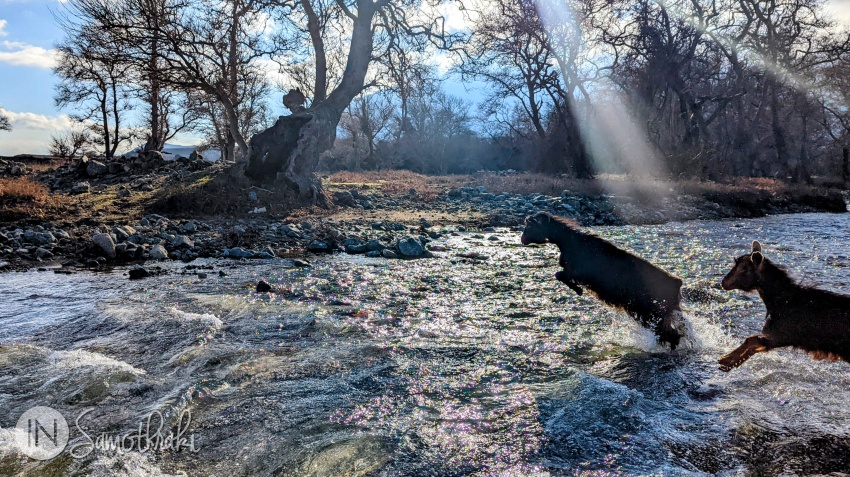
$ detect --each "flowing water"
[2,213,850,476]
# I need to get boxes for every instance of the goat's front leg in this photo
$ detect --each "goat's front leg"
[555,270,583,296]
[718,335,774,372]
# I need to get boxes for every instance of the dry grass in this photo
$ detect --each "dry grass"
[0,177,69,222]
[325,170,456,202]
[328,171,843,202]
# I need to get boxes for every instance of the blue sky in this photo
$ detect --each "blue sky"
[1,0,850,156]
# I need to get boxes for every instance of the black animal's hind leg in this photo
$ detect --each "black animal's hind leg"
[555,270,583,296]
[718,335,774,372]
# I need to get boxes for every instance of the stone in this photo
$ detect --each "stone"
[307,240,330,252]
[345,244,368,254]
[71,182,91,194]
[256,280,272,292]
[365,239,384,252]
[149,244,169,260]
[197,272,207,279]
[91,233,116,259]
[292,258,311,268]
[117,188,131,198]
[396,236,425,258]
[219,270,227,277]
[181,222,197,233]
[112,225,136,242]
[24,231,56,245]
[129,268,151,280]
[170,235,194,248]
[35,248,53,260]
[365,250,382,258]
[333,191,357,207]
[86,160,108,177]
[224,247,253,258]
[381,249,398,259]
[247,190,259,202]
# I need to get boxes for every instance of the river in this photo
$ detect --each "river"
[1,212,850,476]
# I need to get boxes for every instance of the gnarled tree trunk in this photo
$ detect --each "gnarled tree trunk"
[244,0,376,201]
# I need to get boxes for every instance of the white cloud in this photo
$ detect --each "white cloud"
[0,108,73,155]
[827,0,850,25]
[0,19,8,36]
[0,40,57,69]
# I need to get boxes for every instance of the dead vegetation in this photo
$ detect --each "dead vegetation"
[0,177,70,222]
[326,171,845,204]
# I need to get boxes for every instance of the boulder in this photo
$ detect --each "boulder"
[396,236,425,258]
[170,235,194,248]
[149,244,169,260]
[333,191,357,207]
[256,280,272,292]
[71,182,91,194]
[224,247,253,258]
[86,160,108,177]
[112,225,136,242]
[307,240,331,253]
[129,268,151,280]
[24,231,56,245]
[91,233,116,259]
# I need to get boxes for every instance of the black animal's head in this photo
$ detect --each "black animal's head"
[721,241,765,291]
[521,212,554,245]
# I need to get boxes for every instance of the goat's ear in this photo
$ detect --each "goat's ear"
[751,251,764,266]
[752,240,762,253]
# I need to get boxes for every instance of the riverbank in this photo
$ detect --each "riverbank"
[0,158,846,272]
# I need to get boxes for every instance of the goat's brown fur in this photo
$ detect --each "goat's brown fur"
[719,241,850,371]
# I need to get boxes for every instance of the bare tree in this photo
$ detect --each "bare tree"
[54,25,134,159]
[341,91,395,168]
[64,0,278,162]
[244,0,465,201]
[0,113,10,132]
[49,128,92,159]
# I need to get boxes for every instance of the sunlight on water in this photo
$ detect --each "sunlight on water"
[1,213,850,475]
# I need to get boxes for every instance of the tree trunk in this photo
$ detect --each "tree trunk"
[244,0,376,201]
[843,147,849,184]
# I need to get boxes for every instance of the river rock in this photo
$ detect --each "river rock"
[35,248,53,260]
[333,191,357,207]
[149,244,169,260]
[86,160,108,177]
[225,247,253,258]
[365,239,384,252]
[113,225,136,242]
[129,268,151,280]
[170,235,194,248]
[256,280,272,292]
[71,182,91,194]
[24,231,55,245]
[292,258,311,268]
[307,240,331,253]
[396,236,425,258]
[382,249,398,259]
[91,233,116,259]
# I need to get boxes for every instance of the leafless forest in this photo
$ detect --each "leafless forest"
[41,0,850,199]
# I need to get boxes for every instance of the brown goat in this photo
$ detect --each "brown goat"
[719,240,850,371]
[521,212,685,349]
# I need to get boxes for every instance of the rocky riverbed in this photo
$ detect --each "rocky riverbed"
[0,155,847,273]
